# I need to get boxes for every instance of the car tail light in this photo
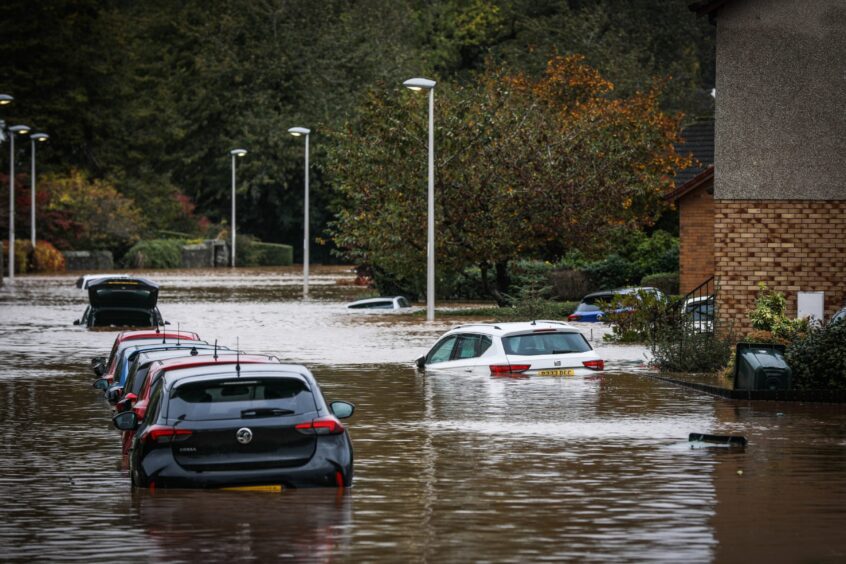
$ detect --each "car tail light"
[296,416,345,435]
[567,314,578,321]
[144,425,193,444]
[583,359,604,371]
[489,364,531,375]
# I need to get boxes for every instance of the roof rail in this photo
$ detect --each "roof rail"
[532,320,570,326]
[453,323,502,331]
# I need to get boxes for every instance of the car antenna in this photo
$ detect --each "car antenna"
[190,346,198,356]
[161,322,166,344]
[177,323,181,345]
[531,320,536,325]
[213,339,218,361]
[236,337,241,377]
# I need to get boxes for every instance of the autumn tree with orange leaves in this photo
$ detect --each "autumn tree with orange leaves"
[327,55,689,302]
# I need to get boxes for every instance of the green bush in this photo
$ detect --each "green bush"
[603,289,679,343]
[549,269,591,301]
[786,319,846,390]
[749,282,808,339]
[122,239,184,268]
[252,242,293,266]
[650,324,734,373]
[641,272,679,295]
[583,254,639,290]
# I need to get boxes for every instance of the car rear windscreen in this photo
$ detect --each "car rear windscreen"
[91,309,155,327]
[503,332,591,355]
[349,300,394,309]
[168,378,317,421]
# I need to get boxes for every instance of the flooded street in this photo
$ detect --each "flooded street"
[2,269,846,562]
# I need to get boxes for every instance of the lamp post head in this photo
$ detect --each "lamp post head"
[288,127,310,137]
[230,148,247,157]
[32,133,49,142]
[9,124,30,135]
[403,78,436,92]
[0,94,13,106]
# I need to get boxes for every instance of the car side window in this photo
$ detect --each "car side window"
[427,336,458,364]
[454,335,479,359]
[144,380,164,425]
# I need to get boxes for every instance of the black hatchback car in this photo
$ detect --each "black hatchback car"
[75,276,164,328]
[114,363,355,489]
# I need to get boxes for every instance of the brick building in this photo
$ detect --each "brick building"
[691,0,846,333]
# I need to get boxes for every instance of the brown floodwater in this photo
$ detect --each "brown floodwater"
[1,268,845,562]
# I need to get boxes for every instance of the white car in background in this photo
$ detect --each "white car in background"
[347,296,412,310]
[416,321,604,376]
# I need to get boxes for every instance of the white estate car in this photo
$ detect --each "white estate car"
[347,296,411,310]
[416,321,604,376]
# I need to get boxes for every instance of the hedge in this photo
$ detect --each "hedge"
[122,239,185,268]
[640,272,679,296]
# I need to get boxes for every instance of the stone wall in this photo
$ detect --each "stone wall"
[62,250,114,271]
[678,180,715,294]
[714,200,846,333]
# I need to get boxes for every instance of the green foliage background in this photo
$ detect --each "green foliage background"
[0,0,714,263]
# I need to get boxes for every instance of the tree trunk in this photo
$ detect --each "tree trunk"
[491,260,510,306]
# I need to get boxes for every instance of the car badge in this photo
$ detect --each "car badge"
[554,360,561,367]
[236,427,253,445]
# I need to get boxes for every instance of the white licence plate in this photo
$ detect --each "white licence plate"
[537,369,575,377]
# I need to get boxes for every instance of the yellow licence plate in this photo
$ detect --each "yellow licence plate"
[220,484,284,493]
[537,369,575,377]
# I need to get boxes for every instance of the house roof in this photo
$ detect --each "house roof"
[665,165,714,202]
[673,119,714,188]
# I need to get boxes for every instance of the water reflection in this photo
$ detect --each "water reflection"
[1,271,846,561]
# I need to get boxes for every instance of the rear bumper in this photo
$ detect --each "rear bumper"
[133,434,353,489]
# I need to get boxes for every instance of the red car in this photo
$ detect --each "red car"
[118,353,280,454]
[92,329,202,380]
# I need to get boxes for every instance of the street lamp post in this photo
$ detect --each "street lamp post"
[229,148,247,268]
[8,124,31,280]
[402,77,437,321]
[288,127,311,297]
[30,133,49,246]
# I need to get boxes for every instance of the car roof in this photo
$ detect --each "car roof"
[162,363,314,390]
[116,330,201,343]
[582,287,659,299]
[445,320,580,336]
[347,296,402,306]
[128,343,221,361]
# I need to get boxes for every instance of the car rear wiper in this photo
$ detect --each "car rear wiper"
[241,408,295,418]
[552,349,576,354]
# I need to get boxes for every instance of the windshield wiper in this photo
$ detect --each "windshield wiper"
[552,349,575,354]
[241,408,295,418]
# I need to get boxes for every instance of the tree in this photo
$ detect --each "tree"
[327,56,689,302]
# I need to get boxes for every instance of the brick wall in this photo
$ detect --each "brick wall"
[679,181,715,294]
[714,200,846,334]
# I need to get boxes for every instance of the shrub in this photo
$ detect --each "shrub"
[650,324,734,373]
[749,282,808,339]
[549,269,591,301]
[31,241,66,272]
[603,289,679,343]
[252,242,293,266]
[122,239,184,268]
[640,272,679,296]
[2,240,33,274]
[583,254,640,290]
[785,319,846,390]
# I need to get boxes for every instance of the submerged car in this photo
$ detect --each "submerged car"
[347,296,411,310]
[113,362,355,489]
[568,287,664,322]
[682,295,715,333]
[416,321,604,376]
[92,329,203,379]
[76,276,165,328]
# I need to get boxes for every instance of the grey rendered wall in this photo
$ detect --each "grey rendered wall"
[714,0,846,199]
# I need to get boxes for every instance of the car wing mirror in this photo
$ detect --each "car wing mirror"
[112,411,138,431]
[93,362,106,377]
[124,393,138,404]
[93,378,109,391]
[415,355,426,369]
[329,401,355,419]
